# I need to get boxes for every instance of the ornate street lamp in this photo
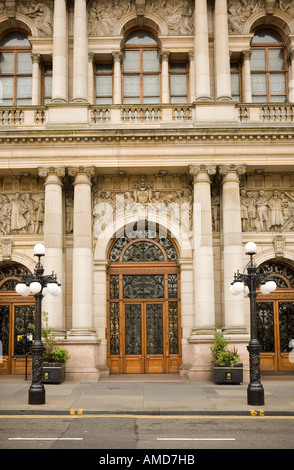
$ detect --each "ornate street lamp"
[16,244,61,405]
[231,242,276,406]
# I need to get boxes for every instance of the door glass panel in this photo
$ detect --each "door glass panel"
[169,301,179,354]
[168,274,178,298]
[257,302,275,352]
[14,304,34,356]
[109,302,119,355]
[123,275,164,299]
[279,302,294,353]
[146,304,163,355]
[0,305,9,356]
[122,241,164,262]
[125,304,142,355]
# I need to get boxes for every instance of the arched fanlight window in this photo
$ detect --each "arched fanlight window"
[0,265,31,292]
[123,30,160,104]
[251,28,288,103]
[0,31,32,106]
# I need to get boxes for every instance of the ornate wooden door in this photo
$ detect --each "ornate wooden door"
[0,265,34,375]
[257,262,294,372]
[107,229,181,374]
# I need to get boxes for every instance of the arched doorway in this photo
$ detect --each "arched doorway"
[0,263,35,375]
[257,261,294,372]
[107,226,181,374]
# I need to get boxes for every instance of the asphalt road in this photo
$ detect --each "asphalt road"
[1,415,294,452]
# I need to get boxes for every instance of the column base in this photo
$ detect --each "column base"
[190,327,215,337]
[222,325,248,335]
[68,328,97,340]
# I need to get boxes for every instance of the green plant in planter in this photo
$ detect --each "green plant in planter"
[210,328,240,366]
[28,311,69,364]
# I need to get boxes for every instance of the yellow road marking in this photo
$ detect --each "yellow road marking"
[0,414,294,419]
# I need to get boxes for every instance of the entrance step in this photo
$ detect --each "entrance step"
[100,374,189,382]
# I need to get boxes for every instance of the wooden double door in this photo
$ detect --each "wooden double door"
[0,297,34,375]
[107,268,181,374]
[257,296,294,372]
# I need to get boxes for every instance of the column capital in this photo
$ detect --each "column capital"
[160,50,170,62]
[219,164,246,181]
[242,50,252,61]
[68,166,95,182]
[189,164,217,183]
[112,51,122,63]
[38,166,66,180]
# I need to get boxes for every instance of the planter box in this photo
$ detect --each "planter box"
[42,363,66,384]
[212,363,243,384]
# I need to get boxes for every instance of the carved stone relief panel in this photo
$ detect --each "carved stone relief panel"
[228,0,294,35]
[240,173,294,232]
[88,0,194,36]
[17,1,54,37]
[0,176,44,235]
[92,174,193,238]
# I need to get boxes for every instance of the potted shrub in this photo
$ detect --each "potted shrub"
[28,311,69,384]
[210,328,243,384]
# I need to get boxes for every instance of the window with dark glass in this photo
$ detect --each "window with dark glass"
[0,31,32,106]
[123,30,160,104]
[42,63,52,104]
[251,28,288,103]
[230,61,241,102]
[95,63,113,104]
[170,62,188,103]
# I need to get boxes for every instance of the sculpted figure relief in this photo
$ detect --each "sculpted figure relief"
[18,1,54,37]
[240,188,294,232]
[0,192,44,235]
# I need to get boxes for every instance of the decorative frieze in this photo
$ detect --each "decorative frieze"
[88,0,194,36]
[240,173,294,232]
[92,174,193,239]
[17,1,54,37]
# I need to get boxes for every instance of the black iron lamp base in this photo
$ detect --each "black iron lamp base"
[247,383,264,406]
[28,384,46,405]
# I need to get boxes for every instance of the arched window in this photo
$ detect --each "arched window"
[0,31,32,106]
[251,28,288,103]
[123,30,160,104]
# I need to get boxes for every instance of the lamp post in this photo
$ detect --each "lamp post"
[231,242,276,406]
[16,244,61,405]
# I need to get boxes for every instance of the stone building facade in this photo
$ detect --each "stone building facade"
[0,0,294,380]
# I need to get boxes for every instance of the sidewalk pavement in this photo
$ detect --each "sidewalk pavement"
[0,373,294,416]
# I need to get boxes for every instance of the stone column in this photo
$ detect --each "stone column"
[38,167,66,337]
[219,164,247,334]
[72,0,88,102]
[161,51,170,104]
[194,0,211,100]
[214,0,232,100]
[68,166,96,338]
[189,164,216,335]
[288,48,294,103]
[88,52,94,104]
[52,0,68,102]
[242,50,252,103]
[31,53,41,105]
[112,51,122,105]
[188,51,196,103]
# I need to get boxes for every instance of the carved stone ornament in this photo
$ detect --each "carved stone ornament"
[17,1,54,37]
[0,237,13,261]
[0,191,45,235]
[5,0,16,18]
[88,0,194,36]
[273,234,286,257]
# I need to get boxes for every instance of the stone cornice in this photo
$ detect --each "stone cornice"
[0,128,294,146]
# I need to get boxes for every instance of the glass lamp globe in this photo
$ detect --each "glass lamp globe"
[265,280,276,293]
[232,281,244,294]
[16,283,30,296]
[245,242,257,255]
[260,284,270,295]
[47,282,59,295]
[34,243,45,256]
[50,286,61,296]
[30,281,42,294]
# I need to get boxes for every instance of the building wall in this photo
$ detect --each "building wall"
[0,0,294,380]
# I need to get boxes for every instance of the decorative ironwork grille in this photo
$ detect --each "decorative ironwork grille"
[0,305,9,356]
[14,304,35,355]
[123,274,164,299]
[146,304,163,355]
[168,301,179,355]
[125,304,142,355]
[109,302,120,355]
[279,302,294,353]
[257,302,275,352]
